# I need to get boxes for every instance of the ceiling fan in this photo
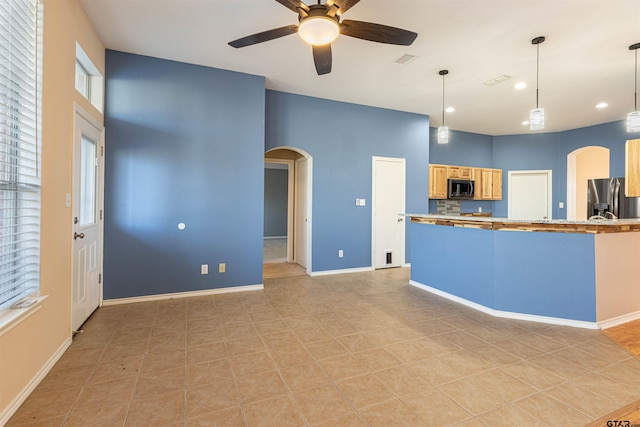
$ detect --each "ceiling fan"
[228,0,418,75]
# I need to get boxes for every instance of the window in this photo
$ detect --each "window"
[75,42,103,112]
[0,0,42,310]
[75,60,90,99]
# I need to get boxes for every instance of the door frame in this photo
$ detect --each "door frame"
[264,147,313,273]
[71,103,104,331]
[507,169,552,219]
[371,156,406,269]
[264,159,294,262]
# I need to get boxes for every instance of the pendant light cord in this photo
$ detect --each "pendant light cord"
[635,47,638,111]
[442,73,446,126]
[536,42,540,109]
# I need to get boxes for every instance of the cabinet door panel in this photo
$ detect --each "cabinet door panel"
[473,168,483,200]
[626,139,640,197]
[481,169,493,199]
[429,164,448,199]
[492,169,502,200]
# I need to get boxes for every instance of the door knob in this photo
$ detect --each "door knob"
[74,232,85,240]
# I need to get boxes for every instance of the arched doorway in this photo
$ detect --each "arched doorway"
[264,147,313,278]
[567,146,609,220]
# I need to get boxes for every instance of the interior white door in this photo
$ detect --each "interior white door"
[508,170,552,220]
[72,111,102,332]
[373,157,406,269]
[294,157,308,268]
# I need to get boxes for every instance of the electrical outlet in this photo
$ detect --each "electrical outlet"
[338,249,344,258]
[201,264,208,275]
[559,201,564,208]
[219,263,226,273]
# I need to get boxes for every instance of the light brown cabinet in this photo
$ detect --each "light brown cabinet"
[430,163,502,200]
[481,169,493,199]
[459,167,473,179]
[491,169,502,200]
[473,168,483,200]
[428,164,448,199]
[626,138,640,197]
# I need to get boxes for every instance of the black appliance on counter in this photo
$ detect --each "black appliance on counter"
[448,179,475,200]
[587,178,640,219]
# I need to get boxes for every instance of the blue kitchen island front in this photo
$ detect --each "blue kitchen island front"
[408,215,640,329]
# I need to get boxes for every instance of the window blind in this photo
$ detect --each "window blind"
[0,0,42,310]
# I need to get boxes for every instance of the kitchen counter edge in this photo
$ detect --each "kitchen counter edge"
[406,214,640,234]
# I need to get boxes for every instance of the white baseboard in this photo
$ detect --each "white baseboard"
[309,267,375,277]
[598,310,640,329]
[0,337,72,426]
[409,280,598,330]
[402,263,411,268]
[103,284,264,306]
[264,236,287,240]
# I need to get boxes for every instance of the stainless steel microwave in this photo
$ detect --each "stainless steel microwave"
[448,179,475,200]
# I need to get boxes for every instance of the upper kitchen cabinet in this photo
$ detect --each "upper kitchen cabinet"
[492,169,502,200]
[626,138,640,197]
[430,163,502,200]
[476,168,502,200]
[428,164,448,199]
[447,165,472,179]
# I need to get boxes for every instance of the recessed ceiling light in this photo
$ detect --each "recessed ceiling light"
[514,82,527,90]
[596,102,608,109]
[522,120,530,126]
[446,107,455,113]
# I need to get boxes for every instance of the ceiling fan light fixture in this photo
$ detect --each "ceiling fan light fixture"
[298,16,339,46]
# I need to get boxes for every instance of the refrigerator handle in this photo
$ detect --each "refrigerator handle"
[613,180,619,217]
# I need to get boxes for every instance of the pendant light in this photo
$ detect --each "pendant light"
[437,69,449,144]
[530,36,545,131]
[627,42,640,133]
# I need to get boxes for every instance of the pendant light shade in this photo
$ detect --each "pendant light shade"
[628,43,640,133]
[530,36,545,131]
[438,69,449,144]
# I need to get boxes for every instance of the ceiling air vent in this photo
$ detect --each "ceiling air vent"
[483,74,511,86]
[394,54,417,64]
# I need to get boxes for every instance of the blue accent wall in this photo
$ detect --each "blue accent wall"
[104,50,266,299]
[493,121,633,218]
[410,222,596,322]
[410,223,494,307]
[266,91,430,272]
[493,231,595,321]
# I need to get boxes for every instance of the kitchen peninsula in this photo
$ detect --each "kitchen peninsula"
[408,214,640,329]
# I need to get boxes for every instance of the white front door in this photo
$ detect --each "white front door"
[71,110,103,332]
[372,157,406,269]
[294,157,308,269]
[508,170,552,220]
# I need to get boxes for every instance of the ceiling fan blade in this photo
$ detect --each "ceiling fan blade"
[312,44,332,75]
[228,25,298,48]
[327,0,360,14]
[340,20,417,46]
[274,0,309,13]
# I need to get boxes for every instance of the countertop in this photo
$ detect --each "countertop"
[406,214,640,233]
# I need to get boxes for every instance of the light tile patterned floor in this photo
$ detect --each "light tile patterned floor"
[7,267,640,426]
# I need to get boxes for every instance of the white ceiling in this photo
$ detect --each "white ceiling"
[79,0,640,136]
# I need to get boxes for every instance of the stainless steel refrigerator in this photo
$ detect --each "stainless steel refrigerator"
[587,178,640,219]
